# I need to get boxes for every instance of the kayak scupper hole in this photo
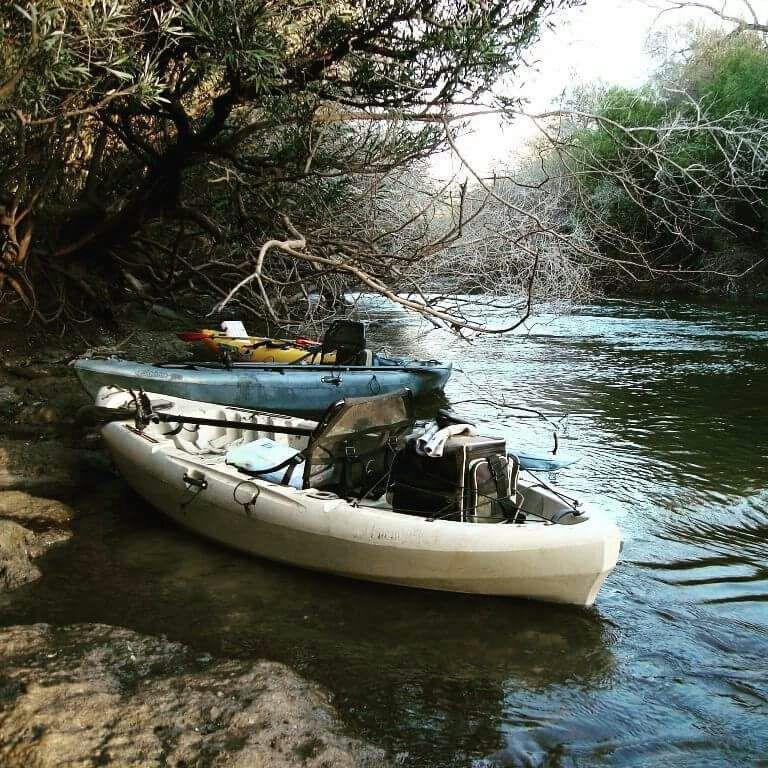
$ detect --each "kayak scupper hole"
[304,490,338,499]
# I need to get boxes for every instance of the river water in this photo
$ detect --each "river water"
[2,298,768,766]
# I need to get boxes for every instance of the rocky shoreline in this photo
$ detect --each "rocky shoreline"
[0,319,389,767]
[0,623,386,767]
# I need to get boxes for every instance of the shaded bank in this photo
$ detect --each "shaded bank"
[593,260,768,304]
[0,319,389,768]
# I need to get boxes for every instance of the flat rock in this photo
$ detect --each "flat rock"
[0,492,74,559]
[0,520,40,591]
[0,493,74,590]
[0,623,388,768]
[0,491,74,527]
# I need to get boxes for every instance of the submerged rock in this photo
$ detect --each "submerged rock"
[0,439,112,496]
[13,372,89,420]
[0,623,388,767]
[0,386,22,425]
[0,385,21,407]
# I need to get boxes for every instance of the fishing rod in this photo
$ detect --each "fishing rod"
[128,391,316,437]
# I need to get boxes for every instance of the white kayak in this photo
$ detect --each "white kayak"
[95,388,621,606]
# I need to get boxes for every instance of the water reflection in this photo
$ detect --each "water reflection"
[1,482,617,767]
[644,492,768,609]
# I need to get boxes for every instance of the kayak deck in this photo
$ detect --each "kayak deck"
[98,389,621,606]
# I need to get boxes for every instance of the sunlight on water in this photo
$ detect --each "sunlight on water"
[2,298,767,766]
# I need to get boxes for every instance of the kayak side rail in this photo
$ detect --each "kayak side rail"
[152,361,446,373]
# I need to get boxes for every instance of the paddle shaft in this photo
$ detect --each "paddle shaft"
[151,412,315,437]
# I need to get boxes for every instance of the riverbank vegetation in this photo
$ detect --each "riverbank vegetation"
[3,1,767,335]
[0,0,580,333]
[530,16,768,295]
[436,5,768,302]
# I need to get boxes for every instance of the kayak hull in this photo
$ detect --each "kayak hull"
[74,357,451,417]
[99,390,620,606]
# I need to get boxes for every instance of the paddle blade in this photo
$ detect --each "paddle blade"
[512,452,580,472]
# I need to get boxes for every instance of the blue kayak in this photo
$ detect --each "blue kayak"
[73,357,452,417]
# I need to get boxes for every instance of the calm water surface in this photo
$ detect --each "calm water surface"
[2,299,768,766]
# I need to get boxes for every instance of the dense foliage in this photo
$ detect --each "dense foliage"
[563,29,768,287]
[0,0,574,326]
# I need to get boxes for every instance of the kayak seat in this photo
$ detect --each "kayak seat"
[301,389,415,499]
[319,320,366,366]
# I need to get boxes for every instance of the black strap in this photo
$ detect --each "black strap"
[280,457,301,485]
[487,454,521,520]
[226,451,305,483]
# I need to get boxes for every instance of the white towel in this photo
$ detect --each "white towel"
[415,422,478,457]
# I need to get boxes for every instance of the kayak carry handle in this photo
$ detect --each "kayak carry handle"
[183,472,208,490]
